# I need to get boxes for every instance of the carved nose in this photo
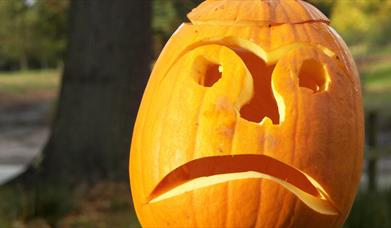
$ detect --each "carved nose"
[234,49,279,124]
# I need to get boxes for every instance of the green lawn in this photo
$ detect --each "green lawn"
[0,182,140,227]
[345,189,391,228]
[349,43,391,113]
[362,61,391,113]
[0,70,60,96]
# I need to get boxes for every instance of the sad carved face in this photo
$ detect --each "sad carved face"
[130,1,364,227]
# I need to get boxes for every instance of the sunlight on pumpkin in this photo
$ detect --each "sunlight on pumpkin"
[148,155,339,215]
[272,87,286,124]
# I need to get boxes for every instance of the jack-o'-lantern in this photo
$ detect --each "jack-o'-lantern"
[130,0,364,227]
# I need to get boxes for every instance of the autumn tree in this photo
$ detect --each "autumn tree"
[14,0,152,186]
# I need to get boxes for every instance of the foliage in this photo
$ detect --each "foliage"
[0,0,390,69]
[306,0,336,17]
[152,0,202,55]
[331,0,391,48]
[0,184,74,226]
[0,182,139,227]
[30,0,69,67]
[0,0,69,70]
[0,0,390,68]
[345,189,391,228]
[153,0,202,34]
[0,0,35,69]
[362,59,391,113]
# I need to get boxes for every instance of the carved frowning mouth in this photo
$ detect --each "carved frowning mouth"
[148,154,339,215]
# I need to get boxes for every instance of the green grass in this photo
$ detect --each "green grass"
[0,70,60,95]
[0,184,75,226]
[345,189,391,228]
[348,43,391,113]
[351,44,391,59]
[362,61,391,113]
[0,182,140,227]
[370,45,391,58]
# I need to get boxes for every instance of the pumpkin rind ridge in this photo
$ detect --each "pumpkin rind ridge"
[188,0,330,26]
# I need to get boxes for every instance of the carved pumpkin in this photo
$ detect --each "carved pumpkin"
[130,0,364,227]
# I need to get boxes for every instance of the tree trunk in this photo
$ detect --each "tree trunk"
[14,0,152,186]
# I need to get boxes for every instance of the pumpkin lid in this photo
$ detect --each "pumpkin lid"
[187,0,329,26]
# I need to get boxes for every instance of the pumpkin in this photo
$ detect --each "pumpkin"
[130,0,364,227]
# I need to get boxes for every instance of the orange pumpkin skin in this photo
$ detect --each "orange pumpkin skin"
[130,0,364,227]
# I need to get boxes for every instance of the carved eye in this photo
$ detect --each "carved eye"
[298,59,329,93]
[194,61,222,87]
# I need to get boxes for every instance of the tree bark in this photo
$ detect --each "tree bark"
[14,0,152,186]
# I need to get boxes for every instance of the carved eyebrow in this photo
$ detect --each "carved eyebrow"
[159,36,336,85]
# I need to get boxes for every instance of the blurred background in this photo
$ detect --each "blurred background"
[0,0,389,227]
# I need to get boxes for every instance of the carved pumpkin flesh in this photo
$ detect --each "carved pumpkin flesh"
[130,0,364,227]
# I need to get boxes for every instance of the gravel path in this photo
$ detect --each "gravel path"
[0,102,51,184]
